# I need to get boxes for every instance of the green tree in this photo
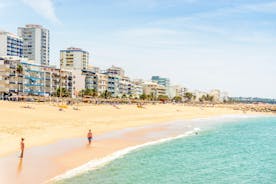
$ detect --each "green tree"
[100,90,112,99]
[199,94,214,102]
[158,95,169,101]
[56,87,70,97]
[139,93,147,100]
[205,94,214,102]
[79,88,98,97]
[184,92,194,102]
[149,92,156,101]
[78,89,85,97]
[199,95,206,102]
[173,96,182,102]
[16,64,23,96]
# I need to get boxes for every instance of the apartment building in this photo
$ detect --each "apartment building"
[96,73,108,94]
[0,31,23,58]
[130,83,143,98]
[168,85,187,99]
[143,81,166,98]
[60,47,89,70]
[119,76,131,97]
[0,57,22,96]
[107,65,125,77]
[18,24,50,66]
[82,69,108,95]
[151,76,170,96]
[0,57,74,97]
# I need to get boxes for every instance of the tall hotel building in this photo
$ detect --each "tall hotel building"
[60,47,89,70]
[0,31,23,57]
[17,24,50,66]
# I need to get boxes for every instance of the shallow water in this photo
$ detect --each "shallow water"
[57,116,276,184]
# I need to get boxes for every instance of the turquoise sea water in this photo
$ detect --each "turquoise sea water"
[57,116,276,184]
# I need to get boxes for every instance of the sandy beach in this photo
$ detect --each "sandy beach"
[0,101,250,157]
[0,101,267,183]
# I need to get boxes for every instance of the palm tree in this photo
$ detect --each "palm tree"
[16,64,23,96]
[149,92,155,101]
[83,88,98,97]
[101,90,112,99]
[56,87,69,97]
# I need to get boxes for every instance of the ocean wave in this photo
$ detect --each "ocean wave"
[47,128,200,183]
[47,114,272,183]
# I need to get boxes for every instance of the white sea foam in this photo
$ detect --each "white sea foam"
[47,114,271,183]
[48,128,200,183]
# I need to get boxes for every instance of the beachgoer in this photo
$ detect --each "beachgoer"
[20,138,24,158]
[87,130,93,144]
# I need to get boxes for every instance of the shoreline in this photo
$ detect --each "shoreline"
[0,115,271,184]
[0,101,272,183]
[1,101,266,157]
[51,128,199,183]
[51,114,266,183]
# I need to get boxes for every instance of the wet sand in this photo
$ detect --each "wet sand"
[0,115,260,184]
[0,120,199,184]
[0,101,265,183]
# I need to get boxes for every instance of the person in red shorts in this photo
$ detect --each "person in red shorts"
[87,129,93,144]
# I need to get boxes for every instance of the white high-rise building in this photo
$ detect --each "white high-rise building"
[17,24,50,66]
[60,47,89,70]
[0,31,23,58]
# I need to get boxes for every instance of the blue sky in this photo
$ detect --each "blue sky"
[0,0,276,98]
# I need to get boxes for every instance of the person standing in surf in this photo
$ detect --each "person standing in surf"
[20,138,25,158]
[87,129,93,144]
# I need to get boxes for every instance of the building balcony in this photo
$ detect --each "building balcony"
[9,81,17,84]
[24,83,43,87]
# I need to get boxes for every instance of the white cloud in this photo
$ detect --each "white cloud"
[21,0,60,23]
[116,0,197,9]
[239,2,276,14]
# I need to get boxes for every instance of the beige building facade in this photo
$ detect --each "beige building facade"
[60,47,89,70]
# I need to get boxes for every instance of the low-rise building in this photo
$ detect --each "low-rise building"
[143,81,166,98]
[168,85,187,99]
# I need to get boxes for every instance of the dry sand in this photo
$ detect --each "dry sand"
[0,101,256,157]
[0,101,269,184]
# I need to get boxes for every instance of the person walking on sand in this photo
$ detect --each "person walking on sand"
[87,130,93,144]
[20,138,25,158]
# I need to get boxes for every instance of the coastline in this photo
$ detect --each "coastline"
[0,101,272,183]
[0,101,263,157]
